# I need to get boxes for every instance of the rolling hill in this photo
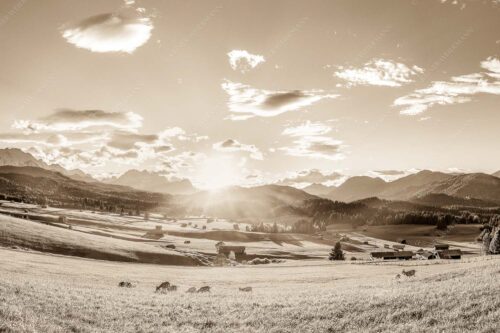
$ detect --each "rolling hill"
[0,148,95,182]
[170,184,319,219]
[108,169,197,195]
[413,173,500,204]
[302,183,333,196]
[0,166,168,211]
[327,171,453,202]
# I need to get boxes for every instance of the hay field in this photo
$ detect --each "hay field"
[0,248,498,333]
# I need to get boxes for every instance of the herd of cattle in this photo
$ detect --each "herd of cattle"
[118,281,252,293]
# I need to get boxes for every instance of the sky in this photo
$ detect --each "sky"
[0,0,500,189]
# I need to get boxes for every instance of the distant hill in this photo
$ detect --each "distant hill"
[108,169,197,195]
[492,170,500,178]
[170,184,320,219]
[302,183,332,197]
[327,176,386,202]
[0,148,96,183]
[327,171,453,202]
[411,193,498,208]
[413,173,500,204]
[0,166,167,211]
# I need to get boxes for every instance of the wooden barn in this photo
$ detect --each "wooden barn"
[436,249,462,259]
[371,251,413,260]
[215,242,246,261]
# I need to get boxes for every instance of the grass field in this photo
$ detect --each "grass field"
[0,247,499,333]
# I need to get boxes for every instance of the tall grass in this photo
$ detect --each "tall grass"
[0,251,499,333]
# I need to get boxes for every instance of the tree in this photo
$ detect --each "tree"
[489,229,500,254]
[436,216,448,230]
[329,241,344,261]
[482,231,491,255]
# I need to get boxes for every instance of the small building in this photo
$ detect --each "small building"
[154,225,163,235]
[216,245,246,261]
[393,244,406,251]
[436,249,462,259]
[434,244,450,251]
[370,251,413,260]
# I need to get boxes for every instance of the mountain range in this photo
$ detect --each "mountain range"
[0,148,96,183]
[1,147,500,213]
[106,169,197,195]
[307,170,500,206]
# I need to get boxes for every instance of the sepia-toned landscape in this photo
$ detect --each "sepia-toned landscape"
[1,0,500,332]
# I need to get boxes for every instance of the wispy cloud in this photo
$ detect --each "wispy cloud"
[281,120,332,137]
[334,59,423,87]
[213,139,263,160]
[13,109,143,133]
[278,169,345,186]
[394,57,500,115]
[61,3,153,54]
[227,50,265,73]
[222,80,338,120]
[280,122,344,160]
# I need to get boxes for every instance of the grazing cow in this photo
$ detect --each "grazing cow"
[156,281,171,292]
[402,269,416,277]
[197,286,211,293]
[186,287,197,293]
[118,281,133,288]
[239,287,252,292]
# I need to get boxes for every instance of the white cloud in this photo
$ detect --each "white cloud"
[222,80,338,120]
[213,139,263,160]
[334,59,423,87]
[394,57,500,115]
[61,11,153,53]
[277,169,345,186]
[280,135,344,160]
[281,121,332,137]
[280,121,344,160]
[227,50,265,73]
[13,109,143,133]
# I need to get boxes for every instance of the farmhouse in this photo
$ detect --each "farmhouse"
[370,251,414,260]
[392,244,406,251]
[436,249,462,259]
[215,242,246,261]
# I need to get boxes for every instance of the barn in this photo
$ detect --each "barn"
[370,251,414,260]
[436,249,462,259]
[216,245,246,261]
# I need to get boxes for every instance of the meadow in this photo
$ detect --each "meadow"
[1,247,498,333]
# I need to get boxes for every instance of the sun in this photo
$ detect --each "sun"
[195,155,240,191]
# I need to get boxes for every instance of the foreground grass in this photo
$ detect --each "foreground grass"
[0,249,499,333]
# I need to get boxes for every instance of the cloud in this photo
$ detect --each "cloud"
[61,10,153,53]
[280,121,344,160]
[394,57,500,115]
[368,169,408,182]
[280,135,344,160]
[227,50,265,73]
[221,80,339,120]
[213,139,263,160]
[0,132,106,147]
[107,132,158,150]
[282,121,332,137]
[278,169,345,186]
[13,109,143,133]
[334,59,423,87]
